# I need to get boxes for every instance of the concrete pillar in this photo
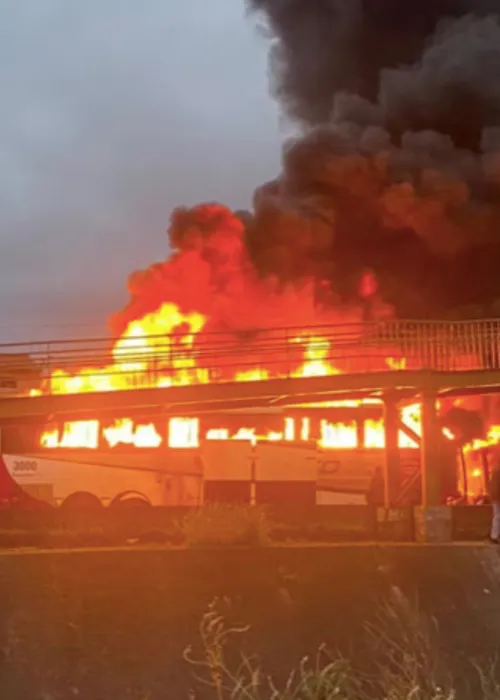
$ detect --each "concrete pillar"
[416,390,452,542]
[383,394,400,508]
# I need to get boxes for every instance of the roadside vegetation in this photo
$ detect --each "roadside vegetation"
[0,503,418,548]
[181,504,271,548]
[184,590,500,700]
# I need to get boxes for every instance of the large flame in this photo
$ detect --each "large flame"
[39,310,410,451]
[44,303,209,395]
[43,320,362,395]
[103,419,162,448]
[41,405,428,451]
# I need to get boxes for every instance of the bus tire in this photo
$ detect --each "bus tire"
[60,491,103,513]
[109,491,152,509]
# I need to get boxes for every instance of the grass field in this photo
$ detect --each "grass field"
[0,543,499,698]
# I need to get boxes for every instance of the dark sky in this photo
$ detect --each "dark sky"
[0,0,281,342]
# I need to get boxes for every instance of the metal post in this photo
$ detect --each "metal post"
[383,393,400,508]
[420,390,439,507]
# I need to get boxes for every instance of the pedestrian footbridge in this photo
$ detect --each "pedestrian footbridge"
[0,319,500,422]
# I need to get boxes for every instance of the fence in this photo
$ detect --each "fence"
[0,319,499,397]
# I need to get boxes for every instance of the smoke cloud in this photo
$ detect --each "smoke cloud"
[244,2,500,316]
[247,0,500,139]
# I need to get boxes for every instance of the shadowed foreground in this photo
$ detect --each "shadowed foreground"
[0,545,499,698]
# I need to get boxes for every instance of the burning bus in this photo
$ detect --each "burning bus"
[0,402,459,509]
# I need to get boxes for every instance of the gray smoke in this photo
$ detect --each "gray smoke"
[244,6,500,315]
[247,1,500,146]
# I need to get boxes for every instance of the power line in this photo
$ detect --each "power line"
[0,321,106,329]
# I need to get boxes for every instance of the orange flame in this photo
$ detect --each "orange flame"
[39,400,454,452]
[103,418,162,448]
[41,420,100,449]
[43,418,162,449]
[464,424,500,453]
[320,420,357,449]
[292,336,340,378]
[168,417,199,448]
[49,303,208,395]
[38,292,402,398]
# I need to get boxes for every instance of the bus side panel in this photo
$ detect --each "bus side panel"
[317,449,415,505]
[316,446,458,506]
[3,453,203,507]
[204,481,251,504]
[202,441,253,504]
[316,449,376,496]
[202,442,253,481]
[255,443,317,505]
[3,454,163,506]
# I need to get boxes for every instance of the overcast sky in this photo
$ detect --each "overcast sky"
[0,0,281,342]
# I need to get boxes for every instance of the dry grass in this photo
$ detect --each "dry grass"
[181,504,270,548]
[184,591,500,700]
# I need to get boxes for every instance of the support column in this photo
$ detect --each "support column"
[416,390,451,542]
[420,390,440,507]
[383,393,400,508]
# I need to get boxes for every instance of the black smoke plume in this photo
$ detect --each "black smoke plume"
[245,1,500,317]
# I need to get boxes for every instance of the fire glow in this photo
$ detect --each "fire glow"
[37,300,416,450]
[34,325,371,397]
[41,405,424,450]
[29,207,406,399]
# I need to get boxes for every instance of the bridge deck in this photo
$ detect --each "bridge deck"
[0,319,500,421]
[1,370,500,423]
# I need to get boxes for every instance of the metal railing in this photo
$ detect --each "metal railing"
[0,319,499,398]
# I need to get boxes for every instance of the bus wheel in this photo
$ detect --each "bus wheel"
[60,491,104,513]
[109,491,152,509]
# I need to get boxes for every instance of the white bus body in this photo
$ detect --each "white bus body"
[1,452,204,507]
[1,441,423,508]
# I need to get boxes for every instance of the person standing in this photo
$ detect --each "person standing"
[489,460,500,543]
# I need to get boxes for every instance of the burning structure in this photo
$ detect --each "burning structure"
[4,2,500,509]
